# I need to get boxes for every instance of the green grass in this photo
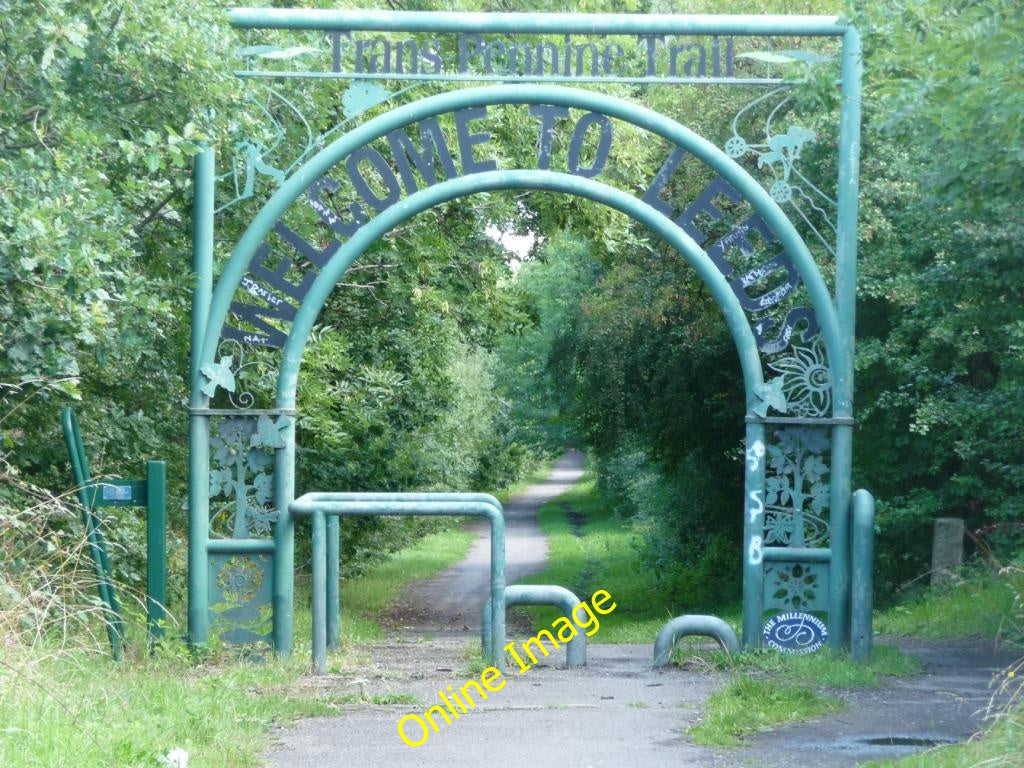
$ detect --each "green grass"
[515,474,684,643]
[334,691,423,706]
[0,517,479,767]
[0,650,337,768]
[865,706,1024,768]
[674,643,921,688]
[688,676,843,746]
[458,642,488,678]
[672,642,919,747]
[875,567,1022,643]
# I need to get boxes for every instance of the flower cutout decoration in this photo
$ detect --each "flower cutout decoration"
[768,341,831,417]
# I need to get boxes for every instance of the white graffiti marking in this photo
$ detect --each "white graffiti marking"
[748,535,763,565]
[746,439,765,471]
[748,489,764,524]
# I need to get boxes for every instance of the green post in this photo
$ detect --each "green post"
[272,414,296,656]
[851,489,875,662]
[311,509,327,674]
[146,461,167,645]
[326,515,340,650]
[61,407,123,661]
[829,25,863,651]
[742,421,767,649]
[188,147,215,647]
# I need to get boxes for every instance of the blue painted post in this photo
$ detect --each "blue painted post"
[146,460,167,645]
[272,414,296,656]
[829,24,863,651]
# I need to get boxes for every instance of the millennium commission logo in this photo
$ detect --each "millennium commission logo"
[762,611,828,655]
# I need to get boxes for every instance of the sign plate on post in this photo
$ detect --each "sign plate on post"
[762,611,828,654]
[96,480,147,506]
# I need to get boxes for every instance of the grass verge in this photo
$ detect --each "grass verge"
[0,650,336,768]
[864,705,1023,768]
[0,518,478,767]
[875,566,1022,644]
[673,642,921,688]
[689,676,843,746]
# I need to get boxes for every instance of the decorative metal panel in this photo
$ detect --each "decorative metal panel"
[764,561,829,613]
[209,553,274,647]
[763,426,831,548]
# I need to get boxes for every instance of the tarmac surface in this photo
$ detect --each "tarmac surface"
[266,453,1017,768]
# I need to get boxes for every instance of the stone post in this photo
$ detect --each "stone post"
[931,517,965,586]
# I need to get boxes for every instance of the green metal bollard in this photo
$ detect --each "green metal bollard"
[851,489,875,662]
[311,509,328,674]
[326,515,340,651]
[146,460,167,645]
[652,615,739,668]
[482,584,587,667]
[291,495,506,675]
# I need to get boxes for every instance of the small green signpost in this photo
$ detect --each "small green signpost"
[62,407,167,657]
[187,8,872,662]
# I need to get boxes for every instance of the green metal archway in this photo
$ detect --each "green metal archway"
[188,9,869,661]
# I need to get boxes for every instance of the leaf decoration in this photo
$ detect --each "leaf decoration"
[250,414,287,450]
[259,46,322,60]
[247,448,273,472]
[736,51,802,65]
[235,45,280,57]
[200,356,236,398]
[778,50,833,64]
[342,82,393,119]
[252,472,274,506]
[753,378,788,418]
[209,468,235,498]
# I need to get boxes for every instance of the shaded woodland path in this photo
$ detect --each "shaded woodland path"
[384,450,586,635]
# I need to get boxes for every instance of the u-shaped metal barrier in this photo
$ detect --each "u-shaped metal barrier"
[289,492,505,675]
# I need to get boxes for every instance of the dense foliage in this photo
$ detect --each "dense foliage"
[503,0,1024,602]
[2,0,1020,631]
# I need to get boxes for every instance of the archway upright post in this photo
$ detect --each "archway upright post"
[187,147,215,647]
[827,24,864,650]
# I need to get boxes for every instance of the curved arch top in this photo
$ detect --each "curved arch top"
[275,169,765,409]
[200,84,846,413]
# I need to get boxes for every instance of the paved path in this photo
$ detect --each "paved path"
[267,455,1016,767]
[384,450,586,635]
